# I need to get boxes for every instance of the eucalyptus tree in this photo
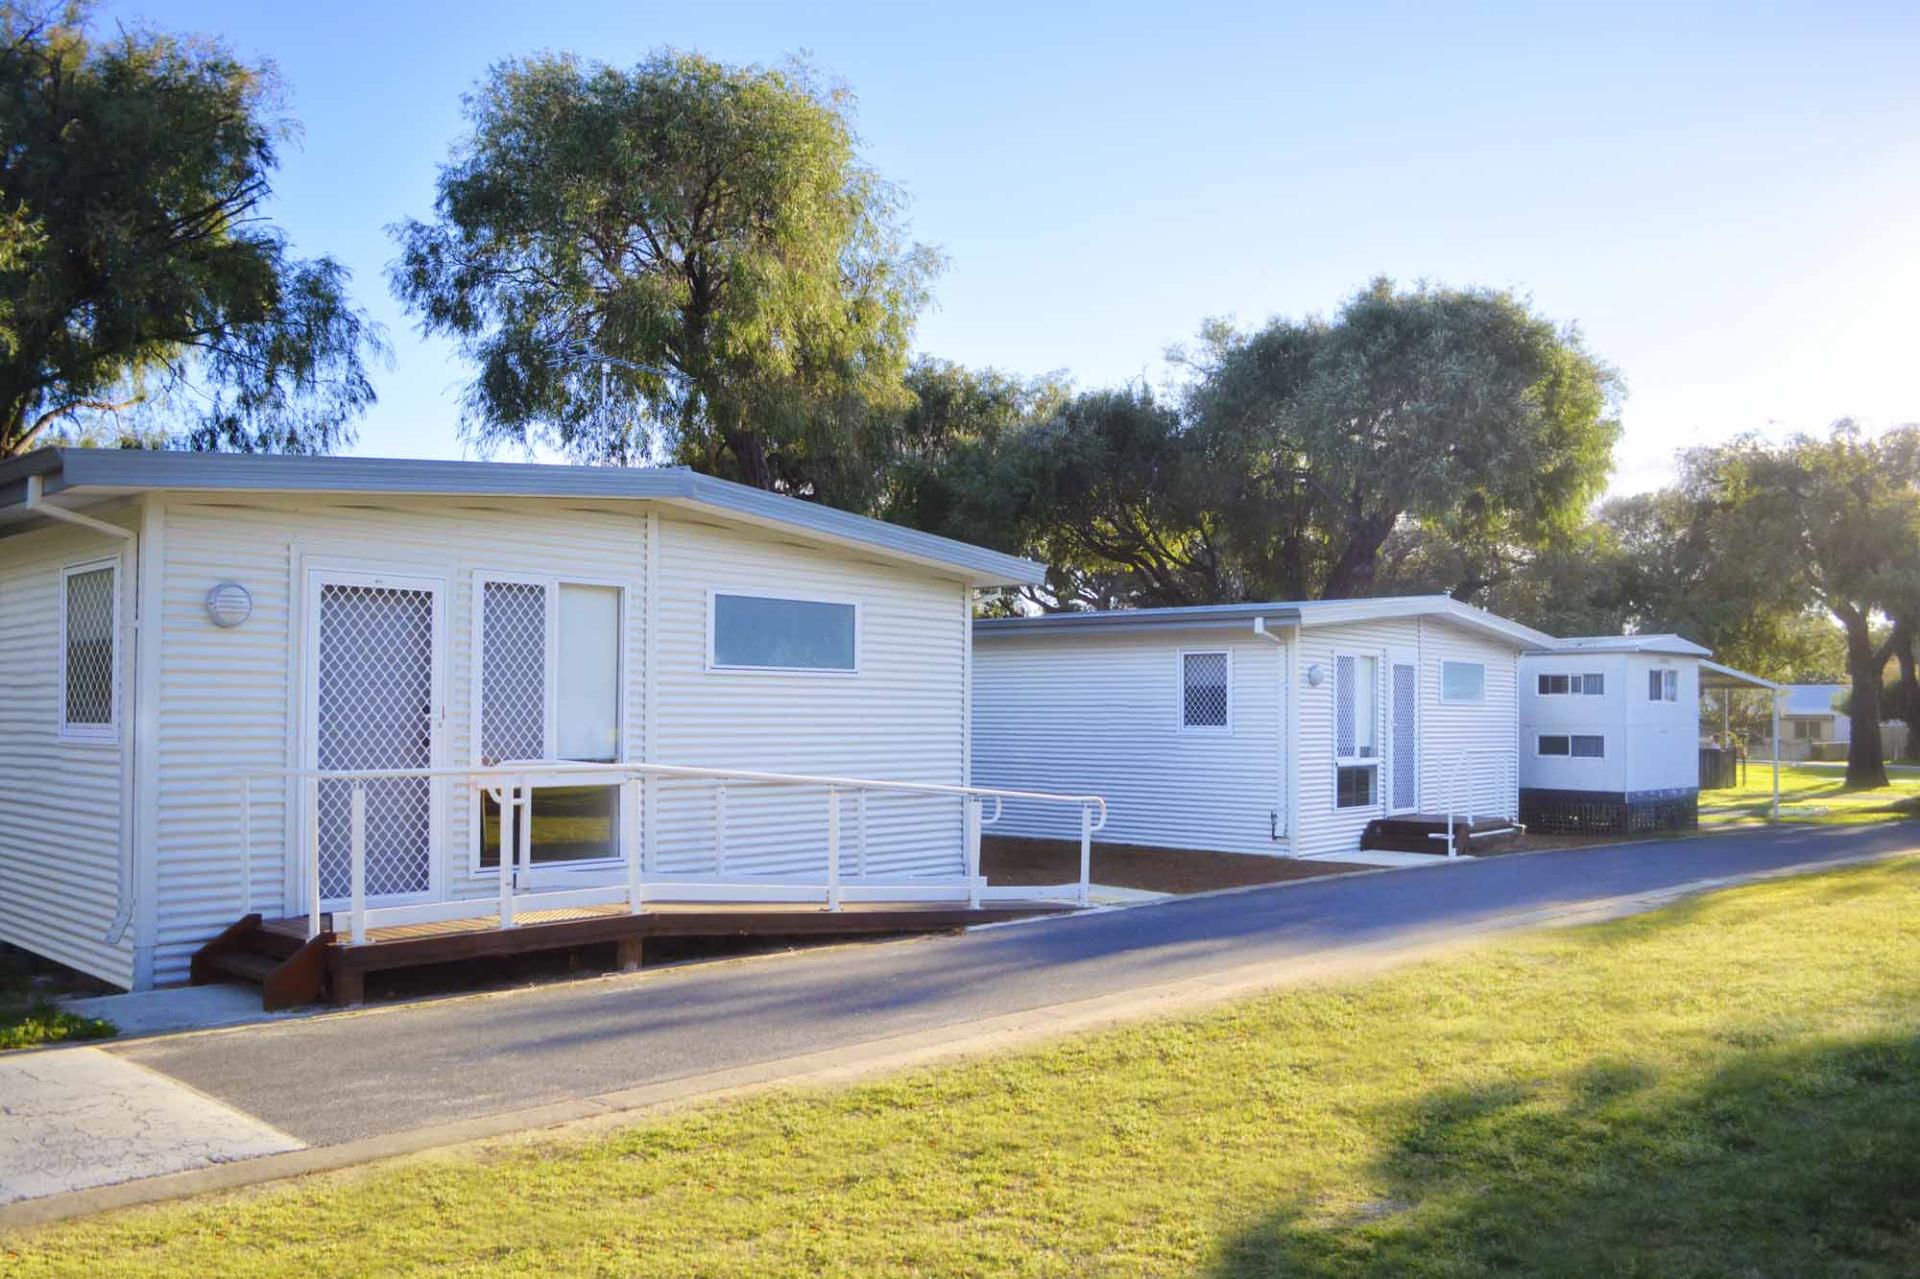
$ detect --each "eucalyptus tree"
[393,50,940,493]
[914,280,1621,610]
[1699,424,1920,787]
[0,2,380,455]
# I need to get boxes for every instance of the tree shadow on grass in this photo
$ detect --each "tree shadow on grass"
[1212,1032,1920,1277]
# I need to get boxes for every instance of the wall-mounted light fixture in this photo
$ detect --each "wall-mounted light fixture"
[1305,662,1326,687]
[205,582,253,628]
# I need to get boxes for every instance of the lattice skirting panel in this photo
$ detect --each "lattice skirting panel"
[1519,788,1699,836]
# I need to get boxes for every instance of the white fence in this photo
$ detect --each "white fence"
[238,762,1108,945]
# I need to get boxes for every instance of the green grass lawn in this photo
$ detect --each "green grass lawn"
[1701,760,1920,826]
[8,858,1919,1276]
[0,950,114,1052]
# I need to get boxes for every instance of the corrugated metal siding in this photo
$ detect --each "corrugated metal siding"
[149,497,970,984]
[971,631,1285,856]
[650,516,968,879]
[0,515,136,987]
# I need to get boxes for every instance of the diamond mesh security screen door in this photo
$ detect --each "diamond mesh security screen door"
[314,580,437,901]
[1391,662,1418,811]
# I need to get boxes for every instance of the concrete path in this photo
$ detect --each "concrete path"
[0,1049,301,1205]
[60,984,306,1039]
[2,821,1912,1224]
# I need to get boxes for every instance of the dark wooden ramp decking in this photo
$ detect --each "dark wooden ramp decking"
[195,901,1066,1008]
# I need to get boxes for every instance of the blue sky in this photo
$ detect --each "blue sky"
[106,1,1919,493]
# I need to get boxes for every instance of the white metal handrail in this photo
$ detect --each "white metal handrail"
[1430,749,1521,857]
[234,761,1108,944]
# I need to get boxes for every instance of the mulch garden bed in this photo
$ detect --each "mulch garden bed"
[981,835,1373,895]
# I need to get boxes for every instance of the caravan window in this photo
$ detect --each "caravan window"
[1649,669,1679,702]
[1180,651,1231,731]
[61,561,118,740]
[710,593,857,672]
[1440,661,1485,703]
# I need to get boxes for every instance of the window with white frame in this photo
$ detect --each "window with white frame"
[477,575,624,868]
[61,561,117,739]
[1180,651,1230,731]
[1440,660,1485,703]
[1649,668,1678,702]
[1538,733,1605,758]
[1335,653,1380,807]
[1537,672,1605,696]
[710,593,857,672]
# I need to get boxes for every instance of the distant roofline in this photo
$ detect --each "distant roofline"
[0,447,1044,587]
[974,594,1557,651]
[1529,633,1712,657]
[1700,659,1779,692]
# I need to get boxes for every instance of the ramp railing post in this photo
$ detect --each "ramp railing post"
[963,798,982,908]
[825,787,842,912]
[624,775,644,915]
[1078,803,1093,908]
[304,776,322,940]
[497,778,517,929]
[856,789,869,878]
[348,782,367,945]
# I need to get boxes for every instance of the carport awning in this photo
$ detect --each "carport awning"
[1700,659,1779,692]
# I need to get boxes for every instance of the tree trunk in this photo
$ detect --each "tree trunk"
[1838,608,1889,789]
[1893,615,1920,763]
[1318,513,1396,599]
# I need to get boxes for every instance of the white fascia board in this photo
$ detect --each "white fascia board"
[0,448,1044,588]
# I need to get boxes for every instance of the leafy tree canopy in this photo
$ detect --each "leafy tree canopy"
[906,280,1621,611]
[1690,423,1920,785]
[0,1,381,455]
[392,49,940,493]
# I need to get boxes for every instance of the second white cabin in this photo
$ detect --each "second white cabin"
[971,596,1553,860]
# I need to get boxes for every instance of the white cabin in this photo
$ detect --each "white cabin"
[0,448,1089,991]
[970,597,1552,860]
[1779,684,1850,759]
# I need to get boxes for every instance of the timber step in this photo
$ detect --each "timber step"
[1361,814,1523,854]
[198,950,280,984]
[188,913,335,1010]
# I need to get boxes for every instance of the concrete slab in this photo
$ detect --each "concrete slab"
[60,983,300,1038]
[1307,849,1468,868]
[0,1047,304,1204]
[1085,883,1173,906]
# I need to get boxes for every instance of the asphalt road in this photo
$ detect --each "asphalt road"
[113,823,1917,1147]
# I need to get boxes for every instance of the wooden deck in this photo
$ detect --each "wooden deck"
[197,899,1066,1008]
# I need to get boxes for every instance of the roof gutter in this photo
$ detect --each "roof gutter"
[27,474,138,947]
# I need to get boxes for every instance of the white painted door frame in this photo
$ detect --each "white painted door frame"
[1388,650,1420,815]
[298,565,448,911]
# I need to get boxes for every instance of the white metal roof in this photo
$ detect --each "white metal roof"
[1782,683,1847,716]
[1700,659,1780,692]
[0,447,1045,587]
[1536,633,1712,657]
[974,594,1559,651]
